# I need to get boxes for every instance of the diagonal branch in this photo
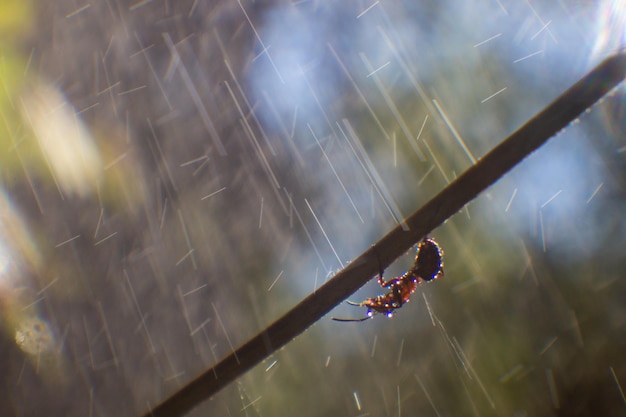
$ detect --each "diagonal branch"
[143,52,626,417]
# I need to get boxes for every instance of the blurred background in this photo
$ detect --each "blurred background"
[1,0,625,416]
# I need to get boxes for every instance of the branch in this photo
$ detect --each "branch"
[143,52,626,417]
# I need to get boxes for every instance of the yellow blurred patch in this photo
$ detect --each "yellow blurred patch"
[0,0,32,36]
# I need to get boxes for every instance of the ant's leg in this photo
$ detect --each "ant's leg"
[392,284,404,308]
[373,247,395,288]
[380,277,400,288]
[378,268,400,289]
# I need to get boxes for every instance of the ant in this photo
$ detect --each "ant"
[332,237,444,322]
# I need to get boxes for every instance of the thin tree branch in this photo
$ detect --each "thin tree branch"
[143,52,626,417]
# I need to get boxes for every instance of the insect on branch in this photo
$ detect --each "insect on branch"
[142,52,626,417]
